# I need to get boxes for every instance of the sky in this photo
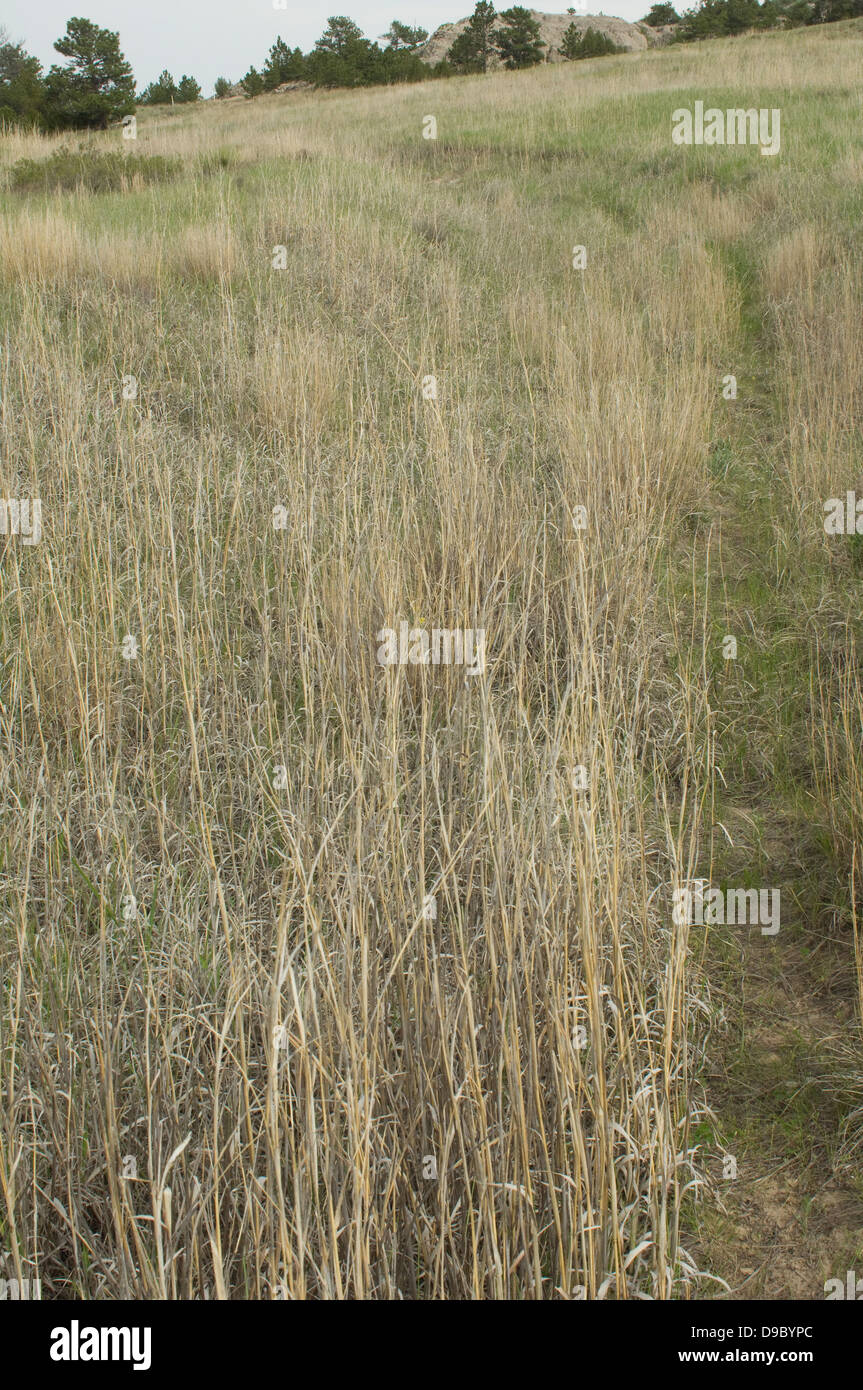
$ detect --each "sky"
[1,0,650,97]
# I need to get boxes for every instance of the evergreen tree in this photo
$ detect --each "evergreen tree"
[140,69,177,104]
[289,47,309,78]
[44,17,135,129]
[382,20,429,48]
[176,74,201,102]
[315,17,365,54]
[493,6,545,67]
[380,46,428,79]
[641,3,680,20]
[263,37,289,88]
[261,37,306,88]
[560,21,579,56]
[240,66,265,97]
[559,23,623,57]
[0,33,47,128]
[447,2,498,72]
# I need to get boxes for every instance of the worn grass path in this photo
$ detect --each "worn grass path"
[679,236,863,1299]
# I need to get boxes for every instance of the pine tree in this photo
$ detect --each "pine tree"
[493,6,545,68]
[314,17,365,54]
[382,20,429,48]
[641,3,680,21]
[176,75,201,102]
[44,17,135,129]
[0,34,47,128]
[447,1,498,72]
[559,23,623,58]
[240,66,265,97]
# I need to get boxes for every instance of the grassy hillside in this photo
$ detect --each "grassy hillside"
[1,19,862,1299]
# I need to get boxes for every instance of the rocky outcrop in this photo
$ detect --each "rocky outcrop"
[216,80,312,100]
[639,22,679,45]
[416,11,649,66]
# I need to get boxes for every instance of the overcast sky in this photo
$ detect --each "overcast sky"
[2,1,650,96]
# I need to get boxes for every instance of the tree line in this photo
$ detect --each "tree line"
[643,0,863,36]
[232,8,622,94]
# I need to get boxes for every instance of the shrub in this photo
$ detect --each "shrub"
[9,148,179,194]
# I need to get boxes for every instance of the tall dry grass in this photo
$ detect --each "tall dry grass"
[2,19,862,1298]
